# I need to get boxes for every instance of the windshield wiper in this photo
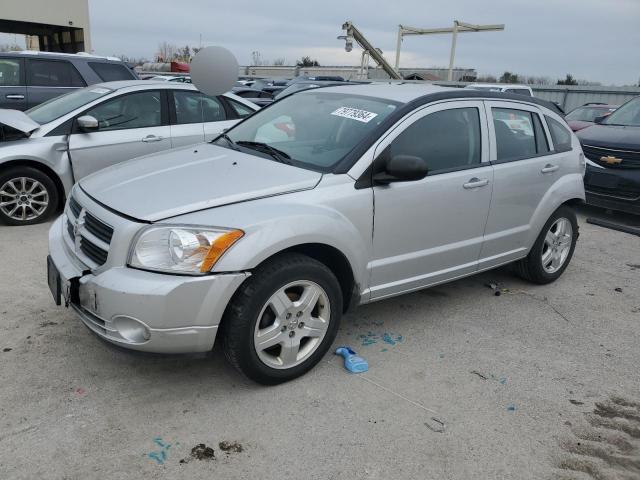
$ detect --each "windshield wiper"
[236,141,293,165]
[215,132,240,151]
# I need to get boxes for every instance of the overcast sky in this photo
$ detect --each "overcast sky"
[3,0,640,85]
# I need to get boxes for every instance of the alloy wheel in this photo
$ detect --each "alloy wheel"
[253,280,331,369]
[541,217,573,274]
[0,177,50,222]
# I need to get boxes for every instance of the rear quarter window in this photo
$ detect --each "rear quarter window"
[27,59,85,87]
[88,62,136,81]
[545,116,573,152]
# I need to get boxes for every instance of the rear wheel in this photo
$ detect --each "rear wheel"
[0,166,59,225]
[514,205,578,284]
[221,253,342,385]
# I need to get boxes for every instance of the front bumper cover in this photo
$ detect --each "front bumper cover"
[48,215,249,353]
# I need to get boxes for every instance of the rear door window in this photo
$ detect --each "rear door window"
[173,90,204,124]
[387,107,482,174]
[545,116,572,152]
[0,58,22,86]
[227,98,254,118]
[201,95,227,122]
[27,59,85,87]
[88,62,135,81]
[492,108,550,162]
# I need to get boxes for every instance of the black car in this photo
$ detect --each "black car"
[577,96,640,215]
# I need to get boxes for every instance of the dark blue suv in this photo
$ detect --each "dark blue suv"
[578,96,640,215]
[0,51,137,111]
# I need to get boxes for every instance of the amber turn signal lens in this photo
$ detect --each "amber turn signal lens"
[200,229,244,273]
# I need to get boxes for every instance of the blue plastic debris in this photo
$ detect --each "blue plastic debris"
[335,346,368,373]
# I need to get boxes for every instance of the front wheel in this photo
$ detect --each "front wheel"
[514,205,578,284]
[221,253,343,385]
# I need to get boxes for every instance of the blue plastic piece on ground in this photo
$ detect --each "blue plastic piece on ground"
[335,346,368,373]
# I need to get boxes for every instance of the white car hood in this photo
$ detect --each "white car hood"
[0,109,40,134]
[80,144,322,222]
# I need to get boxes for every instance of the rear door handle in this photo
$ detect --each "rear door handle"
[463,177,489,189]
[5,94,25,100]
[142,135,163,143]
[541,164,559,173]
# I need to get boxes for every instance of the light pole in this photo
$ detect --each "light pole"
[394,20,505,81]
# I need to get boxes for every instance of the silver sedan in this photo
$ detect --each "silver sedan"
[0,80,258,225]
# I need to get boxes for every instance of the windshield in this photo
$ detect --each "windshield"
[566,106,615,122]
[26,86,113,124]
[603,97,640,126]
[217,91,399,172]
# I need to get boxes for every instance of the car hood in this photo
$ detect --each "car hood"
[80,144,322,222]
[577,124,640,150]
[0,109,40,134]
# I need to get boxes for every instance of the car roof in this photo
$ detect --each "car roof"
[305,82,563,116]
[466,83,532,89]
[312,83,455,103]
[91,80,196,90]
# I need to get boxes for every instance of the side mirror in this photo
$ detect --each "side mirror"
[593,115,607,124]
[373,154,429,185]
[77,115,99,132]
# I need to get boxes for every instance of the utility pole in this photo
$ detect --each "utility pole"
[394,20,504,81]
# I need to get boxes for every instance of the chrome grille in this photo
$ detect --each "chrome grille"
[84,211,114,243]
[66,195,112,267]
[79,237,109,265]
[582,144,640,169]
[69,196,82,217]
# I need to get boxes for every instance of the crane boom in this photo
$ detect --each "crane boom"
[341,21,401,80]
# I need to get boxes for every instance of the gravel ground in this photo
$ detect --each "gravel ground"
[0,205,639,480]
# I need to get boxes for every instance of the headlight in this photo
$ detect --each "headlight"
[128,225,243,275]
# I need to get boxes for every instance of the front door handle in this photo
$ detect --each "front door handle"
[541,164,559,173]
[5,94,25,100]
[142,135,163,143]
[463,177,489,189]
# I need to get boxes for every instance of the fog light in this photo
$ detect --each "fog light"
[113,315,151,343]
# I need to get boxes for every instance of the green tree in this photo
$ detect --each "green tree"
[499,71,519,84]
[296,56,320,67]
[557,74,578,85]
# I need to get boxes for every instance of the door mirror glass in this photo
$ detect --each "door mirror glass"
[77,115,99,132]
[374,154,429,184]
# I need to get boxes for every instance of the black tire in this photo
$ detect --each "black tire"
[0,166,59,226]
[513,205,578,284]
[220,252,343,385]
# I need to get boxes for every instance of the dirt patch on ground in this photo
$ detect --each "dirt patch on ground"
[555,396,640,479]
[219,441,243,453]
[182,444,215,463]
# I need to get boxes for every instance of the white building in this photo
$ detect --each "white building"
[1,0,91,52]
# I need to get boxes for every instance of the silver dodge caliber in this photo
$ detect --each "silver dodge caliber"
[47,84,586,384]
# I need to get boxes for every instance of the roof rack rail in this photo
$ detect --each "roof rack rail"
[13,50,121,61]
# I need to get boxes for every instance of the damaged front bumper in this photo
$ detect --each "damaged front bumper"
[47,215,248,353]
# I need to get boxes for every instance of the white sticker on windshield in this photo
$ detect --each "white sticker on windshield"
[90,88,110,94]
[331,107,378,123]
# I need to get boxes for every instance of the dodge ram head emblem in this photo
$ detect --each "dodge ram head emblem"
[600,155,622,165]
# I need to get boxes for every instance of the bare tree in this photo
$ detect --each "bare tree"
[296,56,320,67]
[251,51,263,66]
[0,43,22,52]
[272,58,286,66]
[156,42,179,62]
